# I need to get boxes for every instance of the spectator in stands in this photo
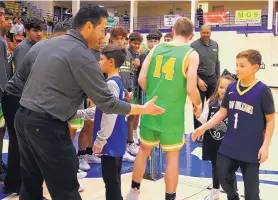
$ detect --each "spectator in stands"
[197,5,204,27]
[168,9,174,15]
[46,16,54,36]
[164,33,173,42]
[2,8,14,51]
[123,11,129,29]
[14,17,24,36]
[190,24,220,137]
[139,29,162,54]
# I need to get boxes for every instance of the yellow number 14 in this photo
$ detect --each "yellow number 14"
[153,55,176,80]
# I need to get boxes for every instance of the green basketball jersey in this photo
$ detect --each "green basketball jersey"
[141,43,150,53]
[141,43,193,134]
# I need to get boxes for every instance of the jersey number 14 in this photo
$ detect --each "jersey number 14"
[153,55,176,81]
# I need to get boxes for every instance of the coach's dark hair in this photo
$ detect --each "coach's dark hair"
[74,5,108,29]
[129,32,143,42]
[236,49,262,66]
[23,17,43,30]
[0,1,5,8]
[101,44,127,68]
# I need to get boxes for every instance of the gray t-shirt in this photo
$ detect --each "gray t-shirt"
[20,30,131,122]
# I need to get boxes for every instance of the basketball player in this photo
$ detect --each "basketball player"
[192,49,275,200]
[126,17,202,200]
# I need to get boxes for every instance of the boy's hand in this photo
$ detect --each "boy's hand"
[191,127,205,142]
[93,145,102,154]
[258,145,269,163]
[133,58,140,68]
[126,92,133,102]
[87,98,95,108]
[193,104,202,118]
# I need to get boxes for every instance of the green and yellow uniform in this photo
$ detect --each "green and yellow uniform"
[0,104,5,128]
[141,43,150,54]
[140,42,193,151]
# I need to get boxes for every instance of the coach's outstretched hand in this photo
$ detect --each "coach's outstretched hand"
[143,96,165,116]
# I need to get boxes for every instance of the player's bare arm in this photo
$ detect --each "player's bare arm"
[192,107,228,141]
[258,113,275,163]
[184,50,201,107]
[138,48,155,91]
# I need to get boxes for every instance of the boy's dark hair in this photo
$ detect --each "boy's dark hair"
[147,29,162,40]
[129,32,143,42]
[236,49,262,66]
[74,5,108,29]
[164,33,172,38]
[23,17,43,30]
[101,44,127,67]
[110,26,128,39]
[0,1,5,8]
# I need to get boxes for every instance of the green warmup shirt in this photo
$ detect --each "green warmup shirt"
[141,42,193,134]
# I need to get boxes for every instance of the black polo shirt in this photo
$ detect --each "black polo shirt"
[190,38,220,77]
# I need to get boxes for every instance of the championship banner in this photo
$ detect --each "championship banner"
[203,12,227,24]
[235,10,261,24]
[107,16,119,27]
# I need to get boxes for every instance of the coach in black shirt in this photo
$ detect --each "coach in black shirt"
[190,25,220,129]
[14,5,164,200]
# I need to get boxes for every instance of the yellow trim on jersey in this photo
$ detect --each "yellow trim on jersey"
[140,137,160,147]
[0,117,5,128]
[182,48,194,78]
[236,80,259,96]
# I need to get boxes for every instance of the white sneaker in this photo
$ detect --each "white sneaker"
[126,188,140,200]
[127,142,139,155]
[79,184,85,192]
[123,151,135,162]
[79,155,90,171]
[204,189,220,200]
[133,130,139,145]
[77,169,87,179]
[85,154,101,164]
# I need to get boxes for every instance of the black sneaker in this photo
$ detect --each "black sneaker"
[0,161,7,171]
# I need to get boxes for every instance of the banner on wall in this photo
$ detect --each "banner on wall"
[203,12,227,24]
[235,10,261,24]
[107,16,119,27]
[164,15,182,27]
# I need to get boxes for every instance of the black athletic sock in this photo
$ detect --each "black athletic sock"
[131,180,140,190]
[86,147,93,155]
[77,150,86,156]
[165,192,176,200]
